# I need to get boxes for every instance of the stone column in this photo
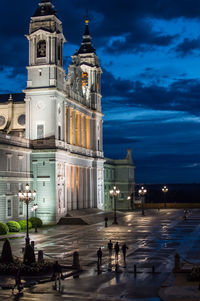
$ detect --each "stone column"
[81,114,84,148]
[85,168,89,208]
[86,117,90,149]
[70,108,73,145]
[78,167,83,209]
[52,37,56,64]
[65,106,67,142]
[75,112,81,146]
[67,106,70,144]
[82,168,87,208]
[29,39,32,66]
[83,115,86,148]
[79,113,82,147]
[48,36,50,64]
[64,163,67,212]
[33,37,36,65]
[72,165,77,209]
[67,165,72,211]
[89,167,93,208]
[90,118,94,150]
[100,120,103,151]
[72,110,76,145]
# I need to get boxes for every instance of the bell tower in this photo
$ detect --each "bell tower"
[26,0,66,90]
[25,0,66,141]
[67,17,102,112]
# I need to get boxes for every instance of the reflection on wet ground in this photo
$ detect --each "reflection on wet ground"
[1,209,200,300]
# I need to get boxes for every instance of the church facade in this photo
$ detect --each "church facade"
[0,0,104,224]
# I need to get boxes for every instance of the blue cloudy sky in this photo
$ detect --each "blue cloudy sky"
[0,0,200,183]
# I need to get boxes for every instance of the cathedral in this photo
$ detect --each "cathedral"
[0,0,135,224]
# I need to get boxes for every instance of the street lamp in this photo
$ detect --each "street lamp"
[138,186,147,216]
[162,185,168,209]
[110,186,120,224]
[31,203,38,233]
[18,184,36,246]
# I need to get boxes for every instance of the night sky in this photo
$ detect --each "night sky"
[1,0,200,184]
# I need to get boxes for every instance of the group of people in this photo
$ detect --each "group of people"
[97,240,128,265]
[12,261,63,295]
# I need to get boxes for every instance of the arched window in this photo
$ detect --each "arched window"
[37,40,46,58]
[82,72,88,87]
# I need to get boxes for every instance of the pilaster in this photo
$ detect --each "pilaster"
[78,167,83,209]
[72,110,76,145]
[72,165,77,209]
[67,165,72,211]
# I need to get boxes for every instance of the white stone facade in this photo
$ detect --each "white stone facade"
[0,1,104,224]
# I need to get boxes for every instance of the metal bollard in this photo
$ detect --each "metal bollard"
[134,264,137,275]
[152,265,155,273]
[73,251,81,271]
[173,253,181,272]
[31,241,35,250]
[38,250,44,263]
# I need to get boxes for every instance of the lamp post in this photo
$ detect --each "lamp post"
[110,186,120,224]
[32,203,38,233]
[18,184,36,246]
[162,185,168,209]
[138,186,147,216]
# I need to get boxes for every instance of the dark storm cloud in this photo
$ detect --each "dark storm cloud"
[0,0,199,73]
[105,32,176,54]
[175,37,200,56]
[102,69,200,115]
[104,136,140,145]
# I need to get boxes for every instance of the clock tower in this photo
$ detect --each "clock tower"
[25,0,66,140]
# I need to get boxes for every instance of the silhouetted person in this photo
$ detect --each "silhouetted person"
[12,269,23,294]
[122,243,128,262]
[53,261,63,291]
[105,217,108,227]
[97,247,103,265]
[108,240,113,257]
[114,242,120,261]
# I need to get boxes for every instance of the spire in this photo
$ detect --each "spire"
[33,0,56,17]
[77,15,96,55]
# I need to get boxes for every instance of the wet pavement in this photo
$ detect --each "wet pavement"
[0,209,200,300]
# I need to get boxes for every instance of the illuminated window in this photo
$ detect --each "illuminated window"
[37,40,46,58]
[82,72,88,87]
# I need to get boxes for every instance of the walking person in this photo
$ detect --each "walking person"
[122,243,128,263]
[12,268,23,295]
[97,247,103,265]
[105,217,108,227]
[52,261,63,291]
[114,242,120,261]
[108,240,113,257]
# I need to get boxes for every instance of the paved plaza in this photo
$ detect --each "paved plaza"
[1,209,200,300]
